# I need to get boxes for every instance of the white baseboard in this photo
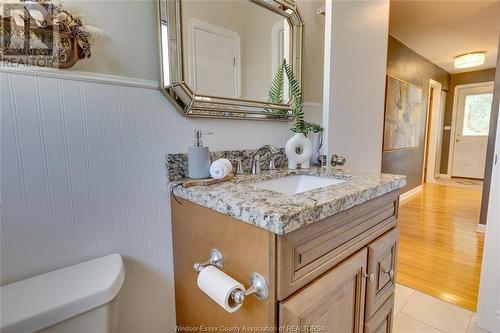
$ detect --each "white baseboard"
[439,174,451,179]
[475,224,486,233]
[400,185,423,203]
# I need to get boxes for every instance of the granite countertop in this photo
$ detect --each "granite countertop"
[170,168,406,235]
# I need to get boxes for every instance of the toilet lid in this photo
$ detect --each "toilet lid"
[0,254,125,333]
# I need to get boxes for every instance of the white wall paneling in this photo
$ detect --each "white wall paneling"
[0,71,291,332]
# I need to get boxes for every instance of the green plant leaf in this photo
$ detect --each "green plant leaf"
[283,60,305,133]
[266,59,323,134]
[266,60,286,113]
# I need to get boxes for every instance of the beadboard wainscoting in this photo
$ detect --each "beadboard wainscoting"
[1,70,292,332]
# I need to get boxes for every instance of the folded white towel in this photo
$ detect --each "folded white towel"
[210,158,233,180]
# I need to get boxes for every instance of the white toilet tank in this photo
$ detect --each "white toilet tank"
[1,254,125,333]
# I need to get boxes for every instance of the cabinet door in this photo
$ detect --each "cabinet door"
[365,228,399,319]
[364,294,394,333]
[279,249,367,333]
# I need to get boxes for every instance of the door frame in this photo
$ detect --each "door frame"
[447,81,495,176]
[186,18,242,98]
[423,79,444,183]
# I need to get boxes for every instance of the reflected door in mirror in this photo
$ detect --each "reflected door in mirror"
[182,0,290,101]
[188,19,240,97]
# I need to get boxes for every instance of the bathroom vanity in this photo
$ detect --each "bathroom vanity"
[171,169,405,332]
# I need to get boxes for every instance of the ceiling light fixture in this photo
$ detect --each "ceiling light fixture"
[454,52,486,69]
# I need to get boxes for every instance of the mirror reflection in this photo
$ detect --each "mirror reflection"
[181,0,290,101]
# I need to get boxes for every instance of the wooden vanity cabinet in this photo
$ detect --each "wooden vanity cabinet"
[365,295,395,333]
[365,228,399,319]
[279,248,367,332]
[171,190,400,332]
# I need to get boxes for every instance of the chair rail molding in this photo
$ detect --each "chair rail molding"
[0,65,158,89]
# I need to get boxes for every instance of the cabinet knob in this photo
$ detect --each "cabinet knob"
[382,268,394,279]
[363,272,375,282]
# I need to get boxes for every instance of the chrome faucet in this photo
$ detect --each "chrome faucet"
[251,145,279,174]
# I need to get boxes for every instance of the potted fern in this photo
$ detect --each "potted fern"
[268,60,323,169]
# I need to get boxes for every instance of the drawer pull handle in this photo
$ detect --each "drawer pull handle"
[382,268,394,279]
[363,272,375,282]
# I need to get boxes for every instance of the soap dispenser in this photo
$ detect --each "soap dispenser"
[188,130,212,179]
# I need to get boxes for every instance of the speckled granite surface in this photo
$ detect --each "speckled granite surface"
[171,168,406,235]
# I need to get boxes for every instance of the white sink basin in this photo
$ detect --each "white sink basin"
[251,175,346,195]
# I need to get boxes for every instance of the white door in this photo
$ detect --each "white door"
[451,84,494,179]
[188,19,240,98]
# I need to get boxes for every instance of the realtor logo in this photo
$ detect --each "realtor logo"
[1,1,59,67]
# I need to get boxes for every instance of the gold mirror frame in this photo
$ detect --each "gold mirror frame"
[158,0,303,121]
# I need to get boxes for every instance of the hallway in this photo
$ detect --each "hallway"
[397,182,485,311]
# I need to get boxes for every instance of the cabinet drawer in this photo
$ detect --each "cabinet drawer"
[279,248,367,333]
[365,228,399,320]
[277,191,400,300]
[364,294,395,333]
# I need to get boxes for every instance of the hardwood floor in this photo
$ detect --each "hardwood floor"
[397,182,485,311]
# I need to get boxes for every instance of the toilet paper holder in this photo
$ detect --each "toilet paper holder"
[193,249,224,273]
[193,248,269,304]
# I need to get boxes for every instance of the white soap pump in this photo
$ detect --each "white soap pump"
[188,130,212,179]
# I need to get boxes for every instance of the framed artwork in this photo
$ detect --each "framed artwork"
[383,76,423,151]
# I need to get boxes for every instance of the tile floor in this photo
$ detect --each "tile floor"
[393,284,489,333]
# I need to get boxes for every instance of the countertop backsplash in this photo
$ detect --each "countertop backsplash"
[167,148,288,181]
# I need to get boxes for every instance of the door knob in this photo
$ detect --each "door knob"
[331,154,346,167]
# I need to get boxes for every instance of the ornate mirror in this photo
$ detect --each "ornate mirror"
[158,0,303,120]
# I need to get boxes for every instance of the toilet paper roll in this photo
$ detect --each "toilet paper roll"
[197,266,245,313]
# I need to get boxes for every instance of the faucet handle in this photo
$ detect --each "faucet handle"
[252,154,261,174]
[230,158,244,175]
[269,155,280,170]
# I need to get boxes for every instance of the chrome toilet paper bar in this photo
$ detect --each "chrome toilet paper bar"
[193,249,224,272]
[193,249,269,305]
[229,272,269,304]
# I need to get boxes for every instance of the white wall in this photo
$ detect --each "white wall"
[322,0,390,173]
[0,70,291,332]
[477,103,500,332]
[63,0,159,81]
[477,60,500,332]
[298,0,325,104]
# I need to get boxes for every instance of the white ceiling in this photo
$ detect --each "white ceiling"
[389,0,500,74]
